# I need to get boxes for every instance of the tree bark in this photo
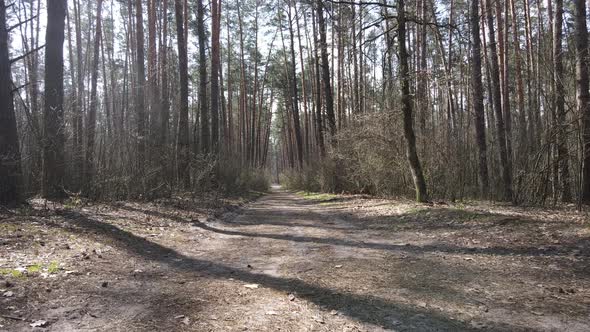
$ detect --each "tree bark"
[312,6,325,156]
[470,0,489,196]
[317,0,336,140]
[42,0,66,199]
[575,0,590,203]
[0,0,21,205]
[509,0,526,153]
[135,0,146,181]
[160,0,170,146]
[210,0,221,154]
[85,0,103,191]
[397,0,428,203]
[148,0,161,156]
[197,0,209,154]
[287,0,304,167]
[552,0,572,202]
[484,0,512,201]
[175,0,190,187]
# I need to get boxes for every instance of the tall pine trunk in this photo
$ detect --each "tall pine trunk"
[197,0,209,154]
[42,0,67,199]
[175,0,190,187]
[0,0,21,205]
[553,0,572,202]
[484,0,512,201]
[287,0,304,167]
[210,0,221,154]
[575,0,590,203]
[135,0,146,183]
[85,0,103,191]
[317,0,336,140]
[470,0,490,196]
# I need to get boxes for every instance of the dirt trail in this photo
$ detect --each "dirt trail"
[1,188,589,331]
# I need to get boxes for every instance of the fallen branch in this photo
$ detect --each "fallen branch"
[0,315,26,321]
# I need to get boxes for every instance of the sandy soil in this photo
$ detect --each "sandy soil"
[0,188,589,331]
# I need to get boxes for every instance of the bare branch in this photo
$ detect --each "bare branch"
[10,44,45,64]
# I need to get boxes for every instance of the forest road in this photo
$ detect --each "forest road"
[171,188,589,332]
[3,187,589,331]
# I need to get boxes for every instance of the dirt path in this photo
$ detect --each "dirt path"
[1,188,589,331]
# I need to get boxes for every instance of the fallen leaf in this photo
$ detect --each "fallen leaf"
[30,320,48,328]
[313,316,325,324]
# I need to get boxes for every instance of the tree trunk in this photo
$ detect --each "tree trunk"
[197,0,209,154]
[397,0,428,203]
[0,0,21,205]
[160,0,170,146]
[85,0,103,191]
[317,0,336,140]
[470,0,490,196]
[287,0,304,167]
[495,0,512,176]
[294,3,310,162]
[73,0,84,189]
[148,0,161,157]
[175,0,190,187]
[210,0,221,154]
[509,0,526,154]
[575,0,590,203]
[42,0,67,199]
[484,0,512,201]
[135,0,146,182]
[312,6,325,156]
[552,0,572,202]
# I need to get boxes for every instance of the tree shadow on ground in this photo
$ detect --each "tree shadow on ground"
[48,210,516,332]
[112,199,589,261]
[116,202,360,231]
[190,220,589,259]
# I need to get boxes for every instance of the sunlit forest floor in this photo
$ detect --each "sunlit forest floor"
[1,188,589,331]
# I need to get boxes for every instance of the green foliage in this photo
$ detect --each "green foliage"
[0,261,61,278]
[0,268,24,278]
[296,191,337,202]
[47,261,60,274]
[26,264,42,274]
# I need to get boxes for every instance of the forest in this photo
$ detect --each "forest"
[0,0,589,331]
[1,0,590,205]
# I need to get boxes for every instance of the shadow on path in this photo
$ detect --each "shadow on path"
[49,209,513,331]
[191,220,589,258]
[116,200,589,259]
